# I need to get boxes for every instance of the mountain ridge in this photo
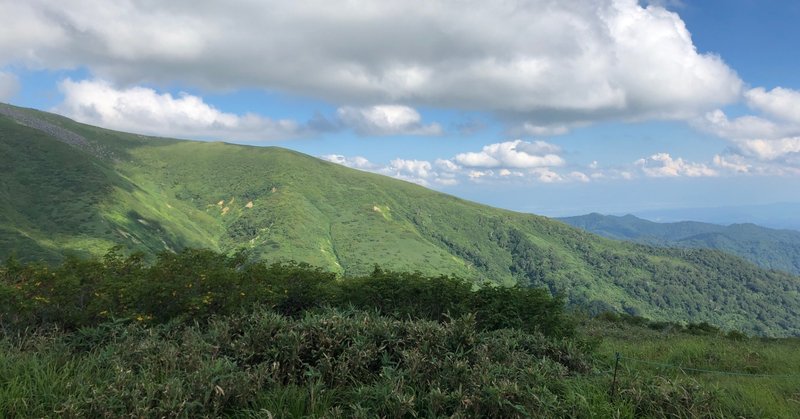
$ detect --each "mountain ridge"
[3,103,800,336]
[559,212,800,275]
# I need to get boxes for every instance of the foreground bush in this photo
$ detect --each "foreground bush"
[0,248,573,337]
[0,307,594,417]
[1,250,770,417]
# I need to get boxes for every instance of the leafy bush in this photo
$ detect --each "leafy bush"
[0,307,593,418]
[0,248,574,338]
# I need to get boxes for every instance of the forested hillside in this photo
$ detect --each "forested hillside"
[560,213,800,275]
[2,103,800,335]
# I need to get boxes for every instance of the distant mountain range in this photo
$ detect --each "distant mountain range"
[559,213,800,275]
[632,203,800,231]
[3,102,800,335]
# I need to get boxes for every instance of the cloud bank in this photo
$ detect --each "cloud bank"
[635,153,717,177]
[336,105,442,136]
[54,79,444,140]
[695,86,800,175]
[1,0,741,127]
[55,79,308,140]
[323,139,588,186]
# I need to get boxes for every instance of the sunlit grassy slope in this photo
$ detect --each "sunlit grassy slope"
[583,318,800,418]
[2,103,800,336]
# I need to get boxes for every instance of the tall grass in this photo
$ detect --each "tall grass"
[584,317,800,418]
[2,251,798,417]
[1,308,595,417]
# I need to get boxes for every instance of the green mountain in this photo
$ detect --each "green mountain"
[559,213,800,275]
[2,103,800,336]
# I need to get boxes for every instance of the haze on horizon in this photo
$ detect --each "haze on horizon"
[1,0,798,220]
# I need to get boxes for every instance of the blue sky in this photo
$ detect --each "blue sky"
[1,0,799,217]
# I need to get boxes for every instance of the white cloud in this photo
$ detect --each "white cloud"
[336,105,442,136]
[712,154,750,173]
[0,71,19,101]
[0,0,741,126]
[323,137,590,186]
[55,79,307,140]
[693,87,800,174]
[530,168,564,183]
[454,140,565,168]
[745,87,800,124]
[385,159,433,179]
[468,170,491,180]
[695,110,785,141]
[737,138,800,161]
[320,154,376,170]
[568,171,591,182]
[634,153,717,177]
[323,155,456,186]
[434,158,460,172]
[376,159,436,186]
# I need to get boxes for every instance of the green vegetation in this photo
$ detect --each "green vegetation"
[0,249,571,337]
[560,213,800,275]
[2,251,799,418]
[3,103,800,336]
[583,314,800,418]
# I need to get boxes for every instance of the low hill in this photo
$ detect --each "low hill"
[2,103,800,335]
[559,213,800,275]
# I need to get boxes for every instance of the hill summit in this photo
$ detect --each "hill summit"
[2,103,800,336]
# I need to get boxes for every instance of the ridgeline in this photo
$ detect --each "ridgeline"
[2,103,800,336]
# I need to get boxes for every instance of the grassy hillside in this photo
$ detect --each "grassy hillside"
[560,213,800,275]
[583,316,800,418]
[2,103,800,336]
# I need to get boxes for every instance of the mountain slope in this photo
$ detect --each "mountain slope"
[2,103,800,336]
[559,213,800,275]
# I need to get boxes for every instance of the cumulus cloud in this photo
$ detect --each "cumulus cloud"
[320,154,376,170]
[55,79,309,140]
[634,153,717,177]
[324,138,585,186]
[529,168,564,183]
[735,138,800,161]
[322,154,461,186]
[712,154,751,174]
[0,71,19,101]
[696,110,785,141]
[336,105,442,136]
[694,86,800,174]
[0,0,741,126]
[454,140,565,168]
[383,158,466,186]
[380,159,436,185]
[745,87,800,124]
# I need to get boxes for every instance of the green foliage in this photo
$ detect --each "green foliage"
[584,316,800,418]
[4,104,800,336]
[561,212,800,275]
[335,266,472,321]
[2,248,800,417]
[6,302,800,417]
[0,307,593,418]
[0,249,573,338]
